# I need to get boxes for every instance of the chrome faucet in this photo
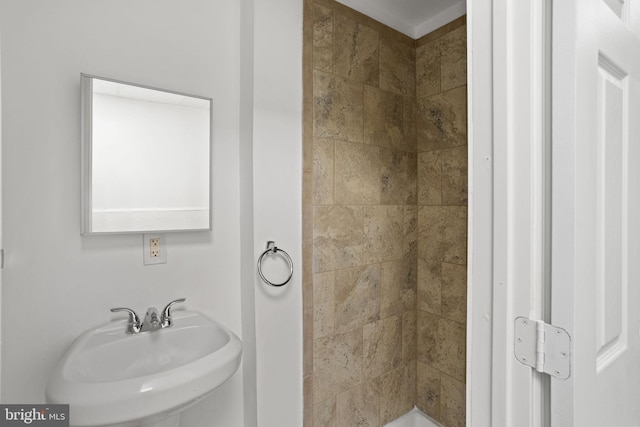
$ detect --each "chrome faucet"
[141,307,161,332]
[160,298,185,328]
[109,307,142,334]
[110,298,186,334]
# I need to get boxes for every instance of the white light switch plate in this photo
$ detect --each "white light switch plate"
[143,234,167,265]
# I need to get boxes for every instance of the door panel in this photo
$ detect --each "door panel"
[551,1,640,425]
[595,54,627,370]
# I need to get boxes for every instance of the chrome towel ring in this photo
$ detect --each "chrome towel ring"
[257,241,294,287]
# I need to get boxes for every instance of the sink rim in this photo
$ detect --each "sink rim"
[62,313,232,383]
[45,310,242,427]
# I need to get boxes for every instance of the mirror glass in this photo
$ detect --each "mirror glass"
[81,74,211,234]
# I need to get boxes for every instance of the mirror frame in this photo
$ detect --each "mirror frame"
[80,73,213,235]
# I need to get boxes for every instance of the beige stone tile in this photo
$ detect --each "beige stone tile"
[380,36,416,97]
[417,310,439,366]
[418,150,442,205]
[379,149,417,206]
[308,14,471,421]
[314,46,334,73]
[304,307,314,376]
[403,205,417,257]
[336,379,380,427]
[313,328,363,403]
[304,375,314,426]
[364,205,404,263]
[402,310,417,362]
[380,363,416,424]
[442,145,468,206]
[418,206,467,264]
[406,151,417,204]
[303,238,314,307]
[417,86,467,152]
[380,149,408,206]
[315,397,337,427]
[441,262,467,324]
[440,25,467,92]
[334,141,381,205]
[314,272,335,339]
[417,362,441,421]
[313,138,334,206]
[313,70,364,143]
[304,128,314,172]
[441,374,466,427]
[404,256,418,307]
[418,258,441,315]
[313,4,333,48]
[417,311,467,381]
[381,258,416,318]
[364,86,404,148]
[416,39,440,99]
[363,315,402,378]
[333,13,379,85]
[313,4,334,72]
[303,172,314,242]
[304,52,313,152]
[438,318,466,381]
[403,96,417,152]
[335,265,381,333]
[313,205,364,273]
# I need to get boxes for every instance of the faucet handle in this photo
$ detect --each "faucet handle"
[160,298,186,327]
[110,307,142,334]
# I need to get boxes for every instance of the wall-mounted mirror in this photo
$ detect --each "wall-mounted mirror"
[81,74,212,234]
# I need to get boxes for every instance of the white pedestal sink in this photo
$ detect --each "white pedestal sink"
[45,311,242,427]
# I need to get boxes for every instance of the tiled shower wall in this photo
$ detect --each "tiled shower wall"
[302,1,467,425]
[415,20,467,427]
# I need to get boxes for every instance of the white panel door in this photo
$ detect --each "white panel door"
[551,1,640,425]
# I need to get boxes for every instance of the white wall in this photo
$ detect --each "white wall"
[0,1,245,425]
[0,0,304,425]
[251,0,303,425]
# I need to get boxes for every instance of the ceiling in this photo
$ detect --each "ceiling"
[336,0,466,39]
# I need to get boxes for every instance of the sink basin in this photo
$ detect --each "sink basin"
[45,310,242,426]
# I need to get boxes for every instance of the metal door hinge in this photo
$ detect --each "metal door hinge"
[514,317,571,379]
